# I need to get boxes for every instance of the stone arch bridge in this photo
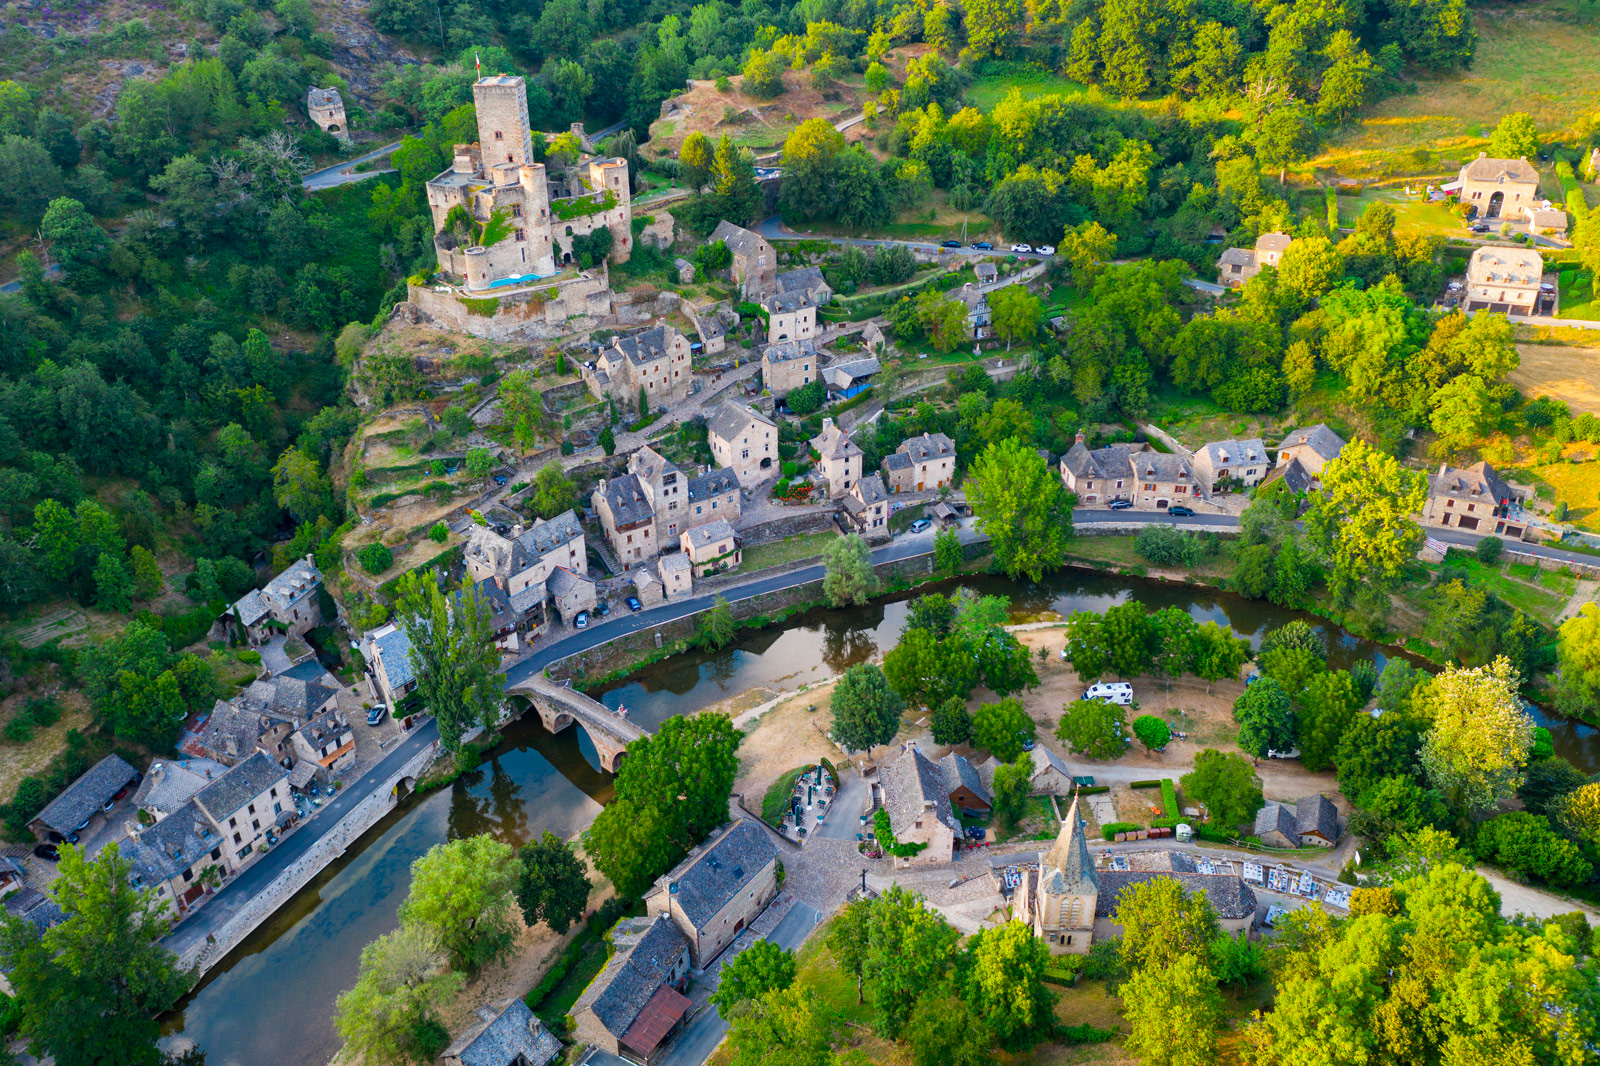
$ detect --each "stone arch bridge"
[506,672,648,772]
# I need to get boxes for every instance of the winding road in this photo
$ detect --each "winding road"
[301,141,403,191]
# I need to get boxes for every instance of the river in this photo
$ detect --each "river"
[163,569,1599,1066]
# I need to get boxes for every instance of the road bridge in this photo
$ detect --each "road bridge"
[506,671,647,772]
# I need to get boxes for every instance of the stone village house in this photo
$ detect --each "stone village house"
[1216,232,1292,289]
[1274,424,1346,479]
[591,447,741,568]
[709,221,776,298]
[644,818,779,968]
[809,417,862,498]
[760,340,817,398]
[305,87,348,140]
[1464,245,1543,316]
[231,556,324,645]
[1421,460,1531,541]
[707,401,778,488]
[582,324,694,410]
[1451,153,1540,222]
[572,915,692,1064]
[463,511,586,631]
[883,432,956,494]
[681,518,739,576]
[877,747,958,867]
[1059,433,1201,511]
[1254,794,1340,849]
[1191,438,1268,494]
[842,473,890,540]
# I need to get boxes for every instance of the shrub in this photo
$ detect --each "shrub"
[1101,821,1144,839]
[1129,779,1160,789]
[3,718,33,745]
[236,650,262,664]
[1160,778,1179,815]
[429,522,449,543]
[1475,536,1503,564]
[357,543,394,574]
[23,699,62,728]
[1135,524,1201,567]
[1132,716,1171,752]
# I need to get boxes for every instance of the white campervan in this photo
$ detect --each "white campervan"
[1082,682,1134,705]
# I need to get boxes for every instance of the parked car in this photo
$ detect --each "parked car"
[574,611,590,629]
[1168,505,1195,517]
[972,241,993,250]
[909,518,931,533]
[940,240,962,248]
[366,705,387,726]
[595,600,610,616]
[1108,499,1135,510]
[1009,243,1033,253]
[32,844,59,862]
[1020,734,1036,752]
[1083,681,1135,705]
[1470,222,1490,233]
[101,798,117,814]
[626,596,643,612]
[1036,244,1056,256]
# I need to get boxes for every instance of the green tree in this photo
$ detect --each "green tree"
[271,446,334,524]
[830,663,904,753]
[987,284,1041,350]
[0,844,189,1066]
[1180,748,1263,828]
[128,545,165,601]
[399,835,518,972]
[697,595,736,650]
[514,832,590,935]
[959,919,1055,1044]
[741,48,787,98]
[1115,874,1221,972]
[392,572,503,751]
[990,753,1033,832]
[599,425,616,456]
[930,697,973,746]
[862,886,960,1038]
[972,698,1034,761]
[904,994,990,1066]
[1131,715,1170,752]
[93,552,134,613]
[933,527,963,575]
[40,196,108,275]
[1417,658,1533,812]
[1517,756,1588,818]
[827,896,874,1004]
[1335,711,1425,801]
[1553,603,1600,724]
[1487,112,1539,159]
[1303,439,1428,605]
[1551,782,1600,849]
[1102,600,1158,679]
[679,130,715,188]
[721,985,832,1066]
[357,543,394,574]
[711,939,797,1018]
[527,463,577,520]
[584,713,742,898]
[1233,677,1296,759]
[883,627,980,709]
[967,439,1072,582]
[1122,954,1224,1066]
[1471,813,1590,887]
[1276,237,1343,306]
[822,533,879,607]
[1296,669,1363,773]
[334,924,462,1066]
[1059,220,1116,293]
[1057,698,1128,760]
[464,447,495,477]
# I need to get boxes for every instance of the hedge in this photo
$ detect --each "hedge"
[1150,816,1185,829]
[1129,780,1160,789]
[1160,779,1179,815]
[1078,785,1110,795]
[1101,821,1143,840]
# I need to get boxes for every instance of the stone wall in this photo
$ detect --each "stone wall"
[738,508,840,547]
[173,738,441,977]
[404,274,614,342]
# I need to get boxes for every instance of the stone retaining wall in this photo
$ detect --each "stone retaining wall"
[175,738,441,977]
[738,508,840,546]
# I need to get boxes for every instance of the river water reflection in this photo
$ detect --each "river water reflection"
[165,569,1598,1066]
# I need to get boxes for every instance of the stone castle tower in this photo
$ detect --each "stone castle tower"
[1013,792,1099,954]
[306,87,348,141]
[424,75,633,292]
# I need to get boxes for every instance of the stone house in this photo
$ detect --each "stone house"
[1454,152,1539,221]
[28,754,139,843]
[572,915,691,1063]
[1191,438,1268,493]
[290,708,356,780]
[426,76,635,291]
[594,472,661,567]
[594,447,743,567]
[132,758,229,823]
[547,566,598,622]
[1421,461,1530,540]
[366,623,417,709]
[1058,433,1200,510]
[122,800,228,915]
[1029,746,1077,796]
[194,699,297,769]
[192,751,292,867]
[657,552,692,599]
[1216,232,1293,288]
[887,432,956,493]
[710,221,776,297]
[761,340,817,397]
[583,324,693,409]
[764,290,817,346]
[940,753,990,813]
[1254,794,1340,848]
[878,747,958,867]
[974,262,998,284]
[821,356,879,399]
[644,818,779,967]
[775,265,832,305]
[231,556,324,645]
[634,564,666,608]
[1260,456,1314,497]
[843,473,890,539]
[1128,450,1202,510]
[463,511,586,625]
[682,519,739,576]
[810,417,862,497]
[1464,245,1543,315]
[442,999,561,1066]
[1530,206,1569,237]
[305,87,348,140]
[707,401,778,488]
[1274,424,1345,478]
[957,286,991,339]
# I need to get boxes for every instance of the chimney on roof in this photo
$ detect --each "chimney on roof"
[1074,430,1085,445]
[1438,462,1449,478]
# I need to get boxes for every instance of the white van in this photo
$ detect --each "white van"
[1082,682,1134,705]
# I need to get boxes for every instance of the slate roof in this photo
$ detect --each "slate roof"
[709,220,769,260]
[3,888,64,932]
[810,419,861,461]
[1469,245,1543,286]
[658,551,691,580]
[1061,440,1136,481]
[195,751,287,822]
[879,748,959,839]
[900,432,955,464]
[1530,208,1568,231]
[1430,461,1518,504]
[444,999,561,1066]
[688,466,740,500]
[262,557,321,609]
[707,400,774,444]
[1261,456,1313,494]
[1254,802,1298,842]
[1130,450,1195,484]
[939,753,990,806]
[133,758,228,817]
[1255,232,1292,254]
[34,754,138,834]
[124,799,217,886]
[1097,870,1257,920]
[822,357,880,389]
[463,577,519,631]
[1296,794,1339,841]
[232,588,270,627]
[295,708,351,752]
[575,915,688,1039]
[764,290,813,313]
[1031,745,1073,783]
[546,565,595,606]
[848,473,888,508]
[600,473,655,527]
[974,262,998,282]
[614,325,677,365]
[775,265,826,296]
[1277,424,1345,463]
[197,700,272,762]
[1459,153,1539,185]
[371,624,415,691]
[762,339,814,364]
[655,819,776,929]
[1040,793,1098,895]
[1217,247,1256,269]
[883,452,912,473]
[244,676,337,719]
[1197,438,1267,472]
[683,518,737,552]
[282,658,339,685]
[307,86,343,108]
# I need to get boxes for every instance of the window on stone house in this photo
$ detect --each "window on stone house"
[233,832,242,844]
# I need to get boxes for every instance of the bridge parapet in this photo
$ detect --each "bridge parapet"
[508,672,647,772]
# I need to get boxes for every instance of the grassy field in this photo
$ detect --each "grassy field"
[967,63,1089,112]
[1333,187,1468,239]
[1509,338,1600,414]
[738,531,836,572]
[1310,3,1600,177]
[1424,555,1570,623]
[1514,456,1600,530]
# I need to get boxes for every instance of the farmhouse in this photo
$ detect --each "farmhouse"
[1421,460,1530,541]
[644,818,779,967]
[877,747,958,867]
[442,999,561,1066]
[1464,245,1542,315]
[1216,232,1292,288]
[1454,153,1539,221]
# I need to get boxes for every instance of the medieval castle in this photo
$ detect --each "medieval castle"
[426,75,635,292]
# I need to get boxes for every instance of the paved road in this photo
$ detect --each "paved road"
[302,141,402,191]
[755,216,1052,262]
[653,903,823,1066]
[162,718,440,960]
[811,769,869,842]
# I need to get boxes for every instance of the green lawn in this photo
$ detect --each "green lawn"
[761,766,807,824]
[1427,555,1567,624]
[738,531,837,572]
[1335,187,1468,239]
[1557,268,1600,320]
[967,62,1088,112]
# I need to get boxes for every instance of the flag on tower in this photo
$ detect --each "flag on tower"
[475,52,481,78]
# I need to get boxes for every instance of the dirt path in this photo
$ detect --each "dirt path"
[1557,578,1598,623]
